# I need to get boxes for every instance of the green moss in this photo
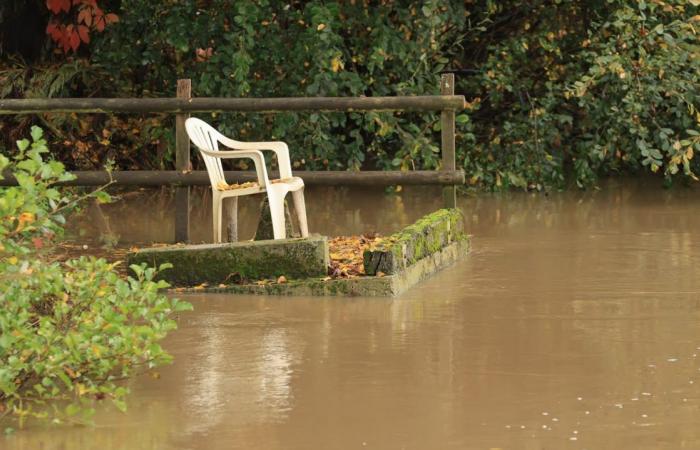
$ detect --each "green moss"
[364,208,465,275]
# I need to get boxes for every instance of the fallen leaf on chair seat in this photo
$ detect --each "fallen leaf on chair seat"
[270,178,295,184]
[216,181,258,191]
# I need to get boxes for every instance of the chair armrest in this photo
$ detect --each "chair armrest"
[219,137,293,179]
[198,148,270,187]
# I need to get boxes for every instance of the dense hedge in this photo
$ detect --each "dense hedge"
[457,0,700,189]
[1,0,699,190]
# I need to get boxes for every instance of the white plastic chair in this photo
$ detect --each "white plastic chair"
[185,117,309,243]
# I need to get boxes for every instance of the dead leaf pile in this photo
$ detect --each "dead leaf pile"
[327,234,381,279]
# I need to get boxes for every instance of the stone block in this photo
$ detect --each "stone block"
[127,235,328,286]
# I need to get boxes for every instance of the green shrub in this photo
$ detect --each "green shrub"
[0,127,191,428]
[458,0,700,189]
[91,0,466,172]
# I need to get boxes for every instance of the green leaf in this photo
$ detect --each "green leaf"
[30,126,43,142]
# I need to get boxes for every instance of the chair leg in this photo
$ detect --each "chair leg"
[223,196,238,242]
[267,191,287,240]
[212,192,222,243]
[292,188,309,238]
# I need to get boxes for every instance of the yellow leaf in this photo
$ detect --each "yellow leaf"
[687,147,694,160]
[317,23,326,31]
[330,56,343,73]
[18,212,35,228]
[7,256,18,265]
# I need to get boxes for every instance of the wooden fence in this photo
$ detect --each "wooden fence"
[0,74,465,242]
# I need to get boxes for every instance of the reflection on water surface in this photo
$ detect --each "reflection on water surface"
[6,180,700,449]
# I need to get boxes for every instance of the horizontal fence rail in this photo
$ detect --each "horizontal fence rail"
[0,170,465,187]
[0,96,466,114]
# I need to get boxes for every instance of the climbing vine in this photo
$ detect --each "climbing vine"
[45,0,118,53]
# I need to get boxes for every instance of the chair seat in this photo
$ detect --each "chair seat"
[215,177,304,196]
[270,176,304,190]
[215,181,264,196]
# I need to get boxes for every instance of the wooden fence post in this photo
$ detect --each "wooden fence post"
[175,79,191,242]
[440,73,457,209]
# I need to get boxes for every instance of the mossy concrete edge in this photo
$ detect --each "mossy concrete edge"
[363,208,464,275]
[127,235,329,286]
[177,236,470,297]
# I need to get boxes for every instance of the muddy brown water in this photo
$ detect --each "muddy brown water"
[6,181,700,449]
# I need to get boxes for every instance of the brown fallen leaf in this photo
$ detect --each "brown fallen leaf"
[271,177,295,184]
[216,181,258,191]
[327,235,382,278]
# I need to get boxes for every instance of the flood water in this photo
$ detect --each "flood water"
[6,180,700,449]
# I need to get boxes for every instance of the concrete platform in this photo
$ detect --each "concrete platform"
[179,236,470,297]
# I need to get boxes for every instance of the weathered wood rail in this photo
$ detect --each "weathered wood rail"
[0,95,465,114]
[0,75,465,242]
[0,169,465,187]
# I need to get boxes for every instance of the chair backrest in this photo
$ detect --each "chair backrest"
[185,117,226,189]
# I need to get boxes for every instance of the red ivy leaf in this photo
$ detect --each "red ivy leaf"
[95,16,105,32]
[78,24,90,43]
[61,29,71,53]
[105,13,118,24]
[47,0,70,14]
[77,7,91,26]
[69,29,80,51]
[46,0,60,14]
[46,23,63,41]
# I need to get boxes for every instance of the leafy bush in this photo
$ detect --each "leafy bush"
[0,127,191,428]
[458,0,700,189]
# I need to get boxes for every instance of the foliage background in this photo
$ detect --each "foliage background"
[1,0,699,190]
